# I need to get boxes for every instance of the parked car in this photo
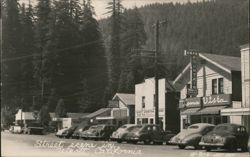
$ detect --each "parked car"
[80,124,116,140]
[72,125,91,139]
[199,123,249,152]
[23,123,44,135]
[169,123,215,149]
[56,127,71,138]
[9,126,14,133]
[10,125,22,134]
[110,124,137,143]
[124,124,168,145]
[61,126,77,138]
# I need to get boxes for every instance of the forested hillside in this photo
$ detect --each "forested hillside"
[100,0,249,81]
[1,0,249,126]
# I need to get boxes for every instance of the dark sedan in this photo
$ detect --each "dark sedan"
[124,124,167,145]
[72,125,90,139]
[199,123,249,152]
[80,124,116,140]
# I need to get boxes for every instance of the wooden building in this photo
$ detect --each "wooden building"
[174,53,241,130]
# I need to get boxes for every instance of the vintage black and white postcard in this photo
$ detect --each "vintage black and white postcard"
[1,0,249,157]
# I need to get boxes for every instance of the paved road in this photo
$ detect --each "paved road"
[1,132,249,157]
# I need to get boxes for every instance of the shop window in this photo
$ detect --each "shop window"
[207,117,213,124]
[137,118,141,124]
[150,118,154,124]
[212,79,218,94]
[142,96,145,108]
[142,118,148,124]
[215,116,221,125]
[222,116,228,123]
[218,78,224,94]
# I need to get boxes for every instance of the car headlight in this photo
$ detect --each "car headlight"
[215,136,225,143]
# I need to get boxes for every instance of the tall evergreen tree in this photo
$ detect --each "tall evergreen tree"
[19,3,36,110]
[2,0,22,110]
[77,0,107,112]
[105,0,124,98]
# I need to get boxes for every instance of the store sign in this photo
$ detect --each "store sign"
[108,100,119,108]
[202,94,231,106]
[136,108,164,117]
[186,97,201,108]
[184,50,199,97]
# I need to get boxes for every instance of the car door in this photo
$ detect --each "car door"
[152,125,164,142]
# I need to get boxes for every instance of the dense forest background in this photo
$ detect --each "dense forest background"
[1,0,249,125]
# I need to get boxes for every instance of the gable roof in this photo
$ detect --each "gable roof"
[112,93,135,105]
[174,53,241,84]
[199,53,241,72]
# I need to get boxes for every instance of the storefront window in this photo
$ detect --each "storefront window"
[215,116,221,125]
[222,116,228,123]
[137,118,141,124]
[218,78,224,94]
[142,118,148,124]
[150,118,154,124]
[212,79,217,94]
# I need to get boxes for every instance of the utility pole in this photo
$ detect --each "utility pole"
[154,20,160,125]
[132,19,166,125]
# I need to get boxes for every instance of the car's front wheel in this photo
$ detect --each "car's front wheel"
[178,145,185,149]
[228,141,237,152]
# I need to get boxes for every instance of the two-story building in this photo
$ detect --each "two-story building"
[174,53,242,130]
[135,78,180,133]
[85,93,135,127]
[221,44,250,131]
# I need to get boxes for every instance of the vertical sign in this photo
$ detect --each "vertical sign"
[184,50,199,97]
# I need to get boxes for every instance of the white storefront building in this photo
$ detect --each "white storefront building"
[221,44,250,131]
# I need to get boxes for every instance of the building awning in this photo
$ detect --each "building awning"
[197,106,226,115]
[181,108,200,115]
[221,108,250,116]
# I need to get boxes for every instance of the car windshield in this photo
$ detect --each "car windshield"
[129,126,142,132]
[213,125,234,132]
[188,125,199,129]
[89,125,104,130]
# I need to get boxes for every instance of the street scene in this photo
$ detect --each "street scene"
[2,131,250,157]
[1,0,250,157]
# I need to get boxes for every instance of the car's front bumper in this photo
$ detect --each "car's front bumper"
[199,141,225,147]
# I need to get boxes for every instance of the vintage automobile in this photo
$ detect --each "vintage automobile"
[9,125,22,134]
[23,122,44,135]
[169,123,215,149]
[199,123,249,152]
[110,124,137,143]
[72,125,91,139]
[56,126,76,138]
[80,124,116,140]
[124,124,168,145]
[60,126,77,138]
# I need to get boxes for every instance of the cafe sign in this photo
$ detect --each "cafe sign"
[202,94,231,107]
[186,97,201,108]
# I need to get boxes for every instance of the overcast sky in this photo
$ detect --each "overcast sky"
[20,0,199,19]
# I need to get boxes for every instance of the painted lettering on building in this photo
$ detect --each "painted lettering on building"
[202,94,231,106]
